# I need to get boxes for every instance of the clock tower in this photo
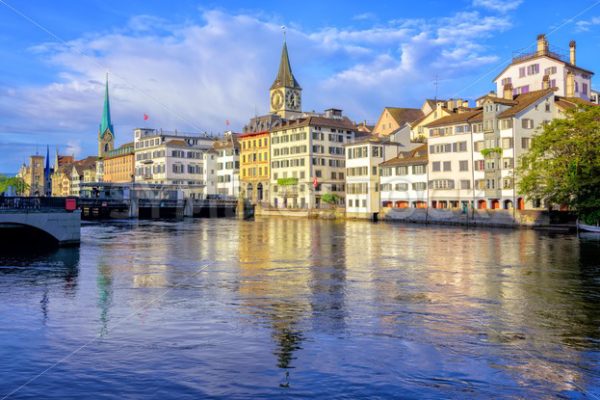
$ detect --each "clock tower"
[270,39,302,119]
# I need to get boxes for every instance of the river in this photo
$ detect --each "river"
[1,218,599,399]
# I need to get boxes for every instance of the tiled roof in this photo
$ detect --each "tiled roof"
[554,96,598,110]
[424,109,483,128]
[497,89,555,118]
[385,107,425,126]
[380,144,428,167]
[272,116,356,131]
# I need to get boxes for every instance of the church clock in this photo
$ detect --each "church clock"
[271,90,284,111]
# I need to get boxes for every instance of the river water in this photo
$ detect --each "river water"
[1,218,599,399]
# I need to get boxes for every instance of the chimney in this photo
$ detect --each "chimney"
[537,34,548,56]
[566,71,575,97]
[503,83,513,100]
[542,75,550,90]
[569,40,576,65]
[462,100,469,108]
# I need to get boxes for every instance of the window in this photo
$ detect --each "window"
[412,182,426,191]
[315,170,322,178]
[575,82,579,93]
[395,183,408,191]
[460,180,471,190]
[459,160,469,172]
[443,161,451,172]
[582,83,588,96]
[501,77,512,86]
[501,137,513,149]
[503,158,514,168]
[502,178,513,189]
[432,161,441,172]
[521,138,531,149]
[412,165,426,175]
[545,103,551,112]
[521,119,534,129]
[500,119,513,130]
[544,66,557,75]
[372,166,378,176]
[519,67,526,78]
[474,160,485,171]
[429,180,455,189]
[396,166,408,175]
[527,64,540,75]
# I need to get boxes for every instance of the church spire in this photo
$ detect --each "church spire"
[99,73,114,139]
[270,35,301,90]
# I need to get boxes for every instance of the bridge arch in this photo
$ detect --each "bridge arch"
[0,212,81,247]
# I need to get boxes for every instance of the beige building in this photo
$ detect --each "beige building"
[270,109,356,209]
[17,155,45,196]
[371,107,424,137]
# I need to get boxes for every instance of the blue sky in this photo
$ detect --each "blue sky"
[1,0,600,172]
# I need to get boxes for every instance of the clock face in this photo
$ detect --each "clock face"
[271,90,284,110]
[286,90,301,109]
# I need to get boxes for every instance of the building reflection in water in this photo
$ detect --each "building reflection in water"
[238,217,315,384]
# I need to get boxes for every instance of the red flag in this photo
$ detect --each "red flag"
[313,176,318,189]
[143,113,149,121]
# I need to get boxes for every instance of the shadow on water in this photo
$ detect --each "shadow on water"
[0,246,80,291]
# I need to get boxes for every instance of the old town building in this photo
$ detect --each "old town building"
[214,132,241,197]
[240,130,270,204]
[494,34,594,100]
[103,142,135,183]
[379,144,429,210]
[270,109,356,208]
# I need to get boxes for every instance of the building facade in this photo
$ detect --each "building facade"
[270,110,355,209]
[345,137,402,217]
[240,131,270,204]
[103,142,135,183]
[17,155,45,196]
[494,34,594,100]
[214,133,241,198]
[133,128,217,196]
[379,145,429,210]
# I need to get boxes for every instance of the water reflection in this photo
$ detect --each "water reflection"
[1,219,600,398]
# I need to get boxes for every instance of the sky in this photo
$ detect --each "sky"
[1,0,600,173]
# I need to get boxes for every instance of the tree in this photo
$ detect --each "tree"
[321,193,339,205]
[0,174,29,195]
[517,105,600,224]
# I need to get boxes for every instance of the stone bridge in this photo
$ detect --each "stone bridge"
[0,197,81,247]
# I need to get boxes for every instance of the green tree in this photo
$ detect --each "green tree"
[517,105,600,223]
[0,174,29,195]
[321,193,339,205]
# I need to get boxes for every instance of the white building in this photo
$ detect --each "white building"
[425,88,566,210]
[345,136,403,218]
[133,128,217,197]
[214,132,241,198]
[591,89,599,104]
[270,109,356,209]
[494,34,594,100]
[379,144,428,210]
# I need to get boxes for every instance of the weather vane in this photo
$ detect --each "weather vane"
[281,25,286,41]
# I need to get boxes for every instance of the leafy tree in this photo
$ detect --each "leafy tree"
[321,193,339,205]
[0,174,29,195]
[517,105,600,223]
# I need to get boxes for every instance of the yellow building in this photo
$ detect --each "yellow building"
[103,142,135,183]
[371,107,424,137]
[240,131,270,204]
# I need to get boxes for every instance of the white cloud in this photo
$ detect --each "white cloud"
[575,16,600,32]
[0,8,513,170]
[472,0,523,13]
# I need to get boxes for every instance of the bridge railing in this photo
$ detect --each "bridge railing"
[0,196,70,212]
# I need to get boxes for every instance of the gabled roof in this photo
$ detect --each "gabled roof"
[424,109,483,128]
[270,41,301,90]
[497,88,555,118]
[385,107,424,126]
[380,144,428,167]
[493,54,594,82]
[272,115,356,132]
[554,96,598,110]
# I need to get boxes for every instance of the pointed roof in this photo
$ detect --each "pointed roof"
[99,74,114,138]
[270,41,301,90]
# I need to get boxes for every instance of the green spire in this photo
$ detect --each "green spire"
[99,73,114,138]
[270,39,301,90]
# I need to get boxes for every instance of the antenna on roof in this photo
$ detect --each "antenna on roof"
[433,74,439,101]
